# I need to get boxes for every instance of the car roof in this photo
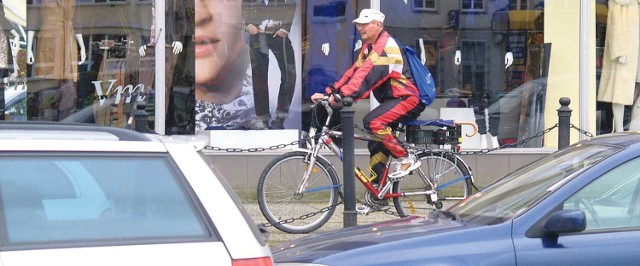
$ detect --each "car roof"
[0,121,151,141]
[578,132,640,148]
[0,122,172,153]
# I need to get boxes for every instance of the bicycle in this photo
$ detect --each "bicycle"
[257,96,478,234]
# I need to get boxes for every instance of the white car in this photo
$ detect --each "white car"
[0,122,273,266]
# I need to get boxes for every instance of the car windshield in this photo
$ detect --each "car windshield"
[447,143,620,225]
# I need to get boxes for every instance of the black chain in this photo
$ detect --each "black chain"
[203,123,597,155]
[260,200,344,227]
[570,124,595,138]
[455,123,559,155]
[205,138,304,152]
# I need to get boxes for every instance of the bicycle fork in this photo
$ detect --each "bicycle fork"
[295,134,341,195]
[295,143,324,195]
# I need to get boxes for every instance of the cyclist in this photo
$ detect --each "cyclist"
[311,8,426,213]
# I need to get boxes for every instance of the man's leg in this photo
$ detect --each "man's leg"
[364,98,423,158]
[364,97,425,178]
[248,34,272,129]
[358,136,391,214]
[267,35,297,129]
[0,82,4,120]
[367,140,389,185]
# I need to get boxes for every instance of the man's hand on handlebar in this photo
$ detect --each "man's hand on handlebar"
[311,93,338,105]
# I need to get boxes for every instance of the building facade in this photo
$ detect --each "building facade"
[0,0,628,195]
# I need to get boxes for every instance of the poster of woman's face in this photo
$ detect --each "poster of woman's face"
[194,0,301,131]
[195,0,243,88]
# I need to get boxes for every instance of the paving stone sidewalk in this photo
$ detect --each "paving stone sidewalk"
[244,202,452,247]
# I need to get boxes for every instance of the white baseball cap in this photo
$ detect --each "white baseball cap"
[352,9,385,24]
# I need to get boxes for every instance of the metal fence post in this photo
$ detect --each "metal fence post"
[557,97,572,149]
[340,97,357,227]
[134,101,150,133]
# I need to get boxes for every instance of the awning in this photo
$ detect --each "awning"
[508,10,543,30]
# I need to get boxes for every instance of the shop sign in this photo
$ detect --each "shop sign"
[92,80,146,106]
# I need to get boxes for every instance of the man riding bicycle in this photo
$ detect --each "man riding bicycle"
[311,8,426,213]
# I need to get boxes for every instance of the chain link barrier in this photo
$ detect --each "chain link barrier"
[204,138,303,153]
[203,123,594,155]
[259,200,344,228]
[206,123,595,228]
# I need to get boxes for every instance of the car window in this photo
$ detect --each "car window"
[564,156,640,231]
[0,152,214,249]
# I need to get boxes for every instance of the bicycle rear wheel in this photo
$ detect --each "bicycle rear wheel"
[393,151,472,217]
[257,151,341,234]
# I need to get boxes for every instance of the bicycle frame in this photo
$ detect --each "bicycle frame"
[298,99,462,203]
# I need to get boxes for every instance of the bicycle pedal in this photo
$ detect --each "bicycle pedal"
[429,193,438,202]
[356,206,371,215]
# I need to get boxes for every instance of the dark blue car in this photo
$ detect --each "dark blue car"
[273,133,640,265]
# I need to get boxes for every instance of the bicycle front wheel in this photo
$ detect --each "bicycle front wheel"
[257,151,340,234]
[393,151,473,217]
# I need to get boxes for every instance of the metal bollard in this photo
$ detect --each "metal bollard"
[557,97,572,149]
[134,101,150,133]
[340,97,357,228]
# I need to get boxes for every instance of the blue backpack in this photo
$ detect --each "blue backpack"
[395,39,436,106]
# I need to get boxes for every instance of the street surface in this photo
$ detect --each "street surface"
[245,201,456,247]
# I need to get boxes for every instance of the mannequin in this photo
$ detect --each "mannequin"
[26,0,86,120]
[627,0,640,131]
[597,0,639,132]
[27,32,85,67]
[138,0,187,115]
[0,0,19,120]
[138,0,185,56]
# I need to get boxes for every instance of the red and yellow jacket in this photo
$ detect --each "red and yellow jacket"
[325,31,420,103]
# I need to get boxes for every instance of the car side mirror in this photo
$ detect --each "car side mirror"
[542,209,586,236]
[527,209,587,239]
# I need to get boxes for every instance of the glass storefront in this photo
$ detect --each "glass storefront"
[594,0,639,135]
[380,0,549,149]
[0,0,615,150]
[16,0,194,134]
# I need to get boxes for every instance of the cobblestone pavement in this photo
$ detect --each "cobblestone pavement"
[244,201,456,247]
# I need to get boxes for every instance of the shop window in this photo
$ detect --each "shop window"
[508,0,527,10]
[31,0,126,4]
[460,40,486,95]
[413,0,437,12]
[380,0,554,149]
[93,0,127,2]
[461,0,483,12]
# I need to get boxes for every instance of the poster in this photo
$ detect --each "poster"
[194,0,302,131]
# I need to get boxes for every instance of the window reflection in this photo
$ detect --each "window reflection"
[381,0,546,149]
[23,0,194,134]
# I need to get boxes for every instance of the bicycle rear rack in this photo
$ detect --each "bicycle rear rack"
[405,124,462,149]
